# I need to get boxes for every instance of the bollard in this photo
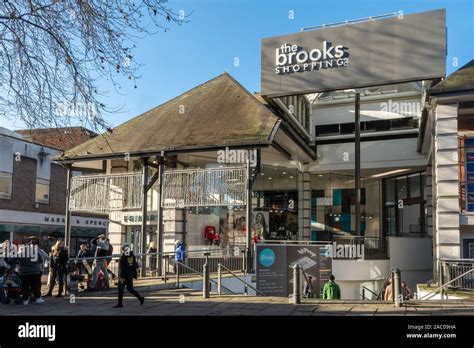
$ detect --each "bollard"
[244,284,248,296]
[217,263,222,295]
[202,262,210,299]
[393,268,401,308]
[163,256,168,283]
[292,264,301,305]
[176,262,180,288]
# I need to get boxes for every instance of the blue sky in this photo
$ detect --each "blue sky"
[2,0,473,130]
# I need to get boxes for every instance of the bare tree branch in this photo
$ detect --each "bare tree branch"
[0,0,188,132]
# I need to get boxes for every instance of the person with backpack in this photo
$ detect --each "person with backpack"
[322,274,341,300]
[113,244,144,308]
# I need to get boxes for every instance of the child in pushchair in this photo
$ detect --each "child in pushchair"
[2,270,22,304]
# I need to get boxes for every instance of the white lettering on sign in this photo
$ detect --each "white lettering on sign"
[274,41,349,75]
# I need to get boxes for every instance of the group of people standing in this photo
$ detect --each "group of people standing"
[0,233,137,306]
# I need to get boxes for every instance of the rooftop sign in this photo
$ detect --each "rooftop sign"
[261,9,446,97]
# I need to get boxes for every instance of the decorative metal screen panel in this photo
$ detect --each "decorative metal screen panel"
[69,173,143,213]
[161,166,247,208]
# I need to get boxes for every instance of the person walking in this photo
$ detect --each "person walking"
[90,234,110,289]
[44,240,69,298]
[113,244,144,308]
[174,240,186,273]
[322,274,341,300]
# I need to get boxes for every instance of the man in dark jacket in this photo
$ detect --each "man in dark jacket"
[10,237,45,305]
[113,244,144,308]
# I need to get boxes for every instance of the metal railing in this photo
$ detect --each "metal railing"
[301,268,316,298]
[68,247,246,283]
[174,261,235,296]
[420,267,474,300]
[217,263,264,296]
[377,269,394,300]
[440,258,474,291]
[362,286,378,300]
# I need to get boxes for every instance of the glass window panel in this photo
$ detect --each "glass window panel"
[340,123,355,134]
[396,176,407,200]
[0,172,12,199]
[408,173,420,198]
[316,124,339,136]
[36,179,50,204]
[399,203,421,234]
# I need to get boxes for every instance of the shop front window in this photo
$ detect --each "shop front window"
[253,165,299,240]
[0,224,11,243]
[383,172,425,236]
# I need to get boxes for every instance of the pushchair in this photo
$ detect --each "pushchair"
[66,261,87,295]
[67,274,86,294]
[2,270,22,304]
[87,270,108,290]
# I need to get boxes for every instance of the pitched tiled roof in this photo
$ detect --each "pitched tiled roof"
[16,127,97,151]
[430,60,474,95]
[62,73,280,160]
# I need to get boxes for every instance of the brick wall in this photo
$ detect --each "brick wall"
[0,156,66,214]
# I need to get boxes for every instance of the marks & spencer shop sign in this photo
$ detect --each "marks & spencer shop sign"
[275,41,349,75]
[261,9,446,97]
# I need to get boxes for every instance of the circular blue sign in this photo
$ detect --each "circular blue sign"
[259,248,276,267]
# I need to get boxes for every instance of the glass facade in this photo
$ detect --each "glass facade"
[310,173,380,241]
[382,172,426,236]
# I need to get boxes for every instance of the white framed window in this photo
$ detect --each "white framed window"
[35,178,50,204]
[0,172,12,199]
